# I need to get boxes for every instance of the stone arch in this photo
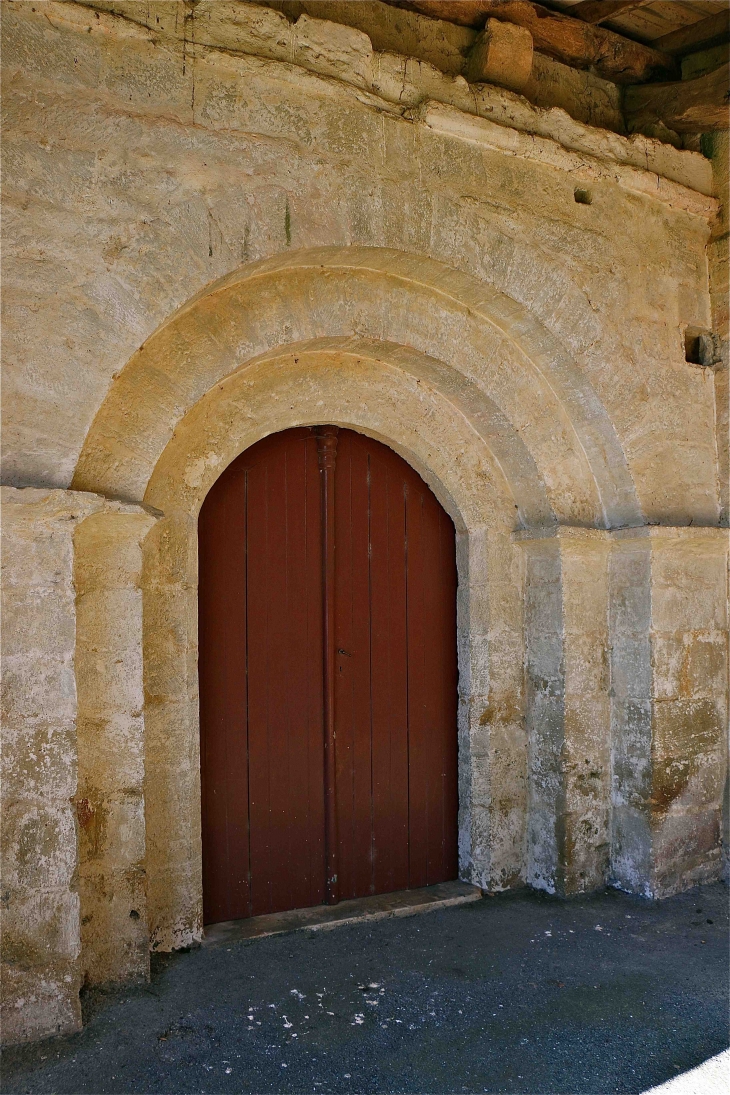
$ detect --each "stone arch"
[70,247,643,952]
[140,345,529,949]
[72,246,641,529]
[146,337,552,529]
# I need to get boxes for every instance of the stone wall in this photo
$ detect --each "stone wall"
[1,0,720,498]
[1,489,153,1044]
[1,0,727,1046]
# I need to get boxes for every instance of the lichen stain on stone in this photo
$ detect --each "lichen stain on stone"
[1,933,47,971]
[651,757,693,811]
[74,796,107,860]
[573,765,603,794]
[76,798,95,830]
[479,693,522,725]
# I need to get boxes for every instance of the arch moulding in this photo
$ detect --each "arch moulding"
[67,249,725,976]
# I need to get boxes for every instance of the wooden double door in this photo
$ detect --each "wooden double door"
[199,427,458,925]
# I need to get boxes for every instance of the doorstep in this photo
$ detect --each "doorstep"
[202,880,482,947]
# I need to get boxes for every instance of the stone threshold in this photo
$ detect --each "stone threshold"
[202,880,482,948]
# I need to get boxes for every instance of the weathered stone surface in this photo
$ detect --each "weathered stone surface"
[2,489,98,1045]
[1,0,727,1048]
[74,510,156,985]
[610,527,729,899]
[1,488,153,1044]
[466,18,533,92]
[517,527,611,895]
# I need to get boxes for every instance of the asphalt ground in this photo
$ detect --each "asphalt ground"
[2,882,728,1095]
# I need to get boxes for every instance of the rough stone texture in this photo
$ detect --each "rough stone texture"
[94,0,626,134]
[466,19,533,92]
[610,528,728,898]
[707,130,729,529]
[518,528,611,896]
[1,0,728,1047]
[1,1,719,498]
[75,510,157,985]
[0,488,152,1045]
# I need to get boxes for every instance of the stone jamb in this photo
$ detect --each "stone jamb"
[74,509,158,985]
[609,525,729,897]
[136,349,534,948]
[0,488,154,1046]
[514,526,612,895]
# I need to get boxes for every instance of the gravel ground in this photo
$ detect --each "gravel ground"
[2,882,728,1095]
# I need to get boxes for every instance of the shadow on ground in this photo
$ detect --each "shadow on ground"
[2,883,728,1095]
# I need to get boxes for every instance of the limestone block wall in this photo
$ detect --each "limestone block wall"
[75,510,156,984]
[610,529,729,898]
[519,528,611,896]
[2,490,91,1043]
[1,0,721,517]
[1,0,728,1048]
[1,489,154,1044]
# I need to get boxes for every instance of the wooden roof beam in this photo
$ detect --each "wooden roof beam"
[625,61,730,133]
[569,1,656,26]
[386,1,677,82]
[653,10,730,57]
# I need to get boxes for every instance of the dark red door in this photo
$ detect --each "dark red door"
[199,428,458,925]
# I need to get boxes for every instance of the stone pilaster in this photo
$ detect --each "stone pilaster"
[516,527,611,895]
[2,489,90,1043]
[142,511,203,952]
[74,508,157,984]
[1,488,153,1045]
[610,527,728,897]
[460,525,527,892]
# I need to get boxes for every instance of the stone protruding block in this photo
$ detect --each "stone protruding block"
[466,19,534,92]
[1,488,153,1045]
[74,509,157,985]
[516,526,612,896]
[610,526,728,898]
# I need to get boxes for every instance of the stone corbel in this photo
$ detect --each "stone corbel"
[465,18,534,92]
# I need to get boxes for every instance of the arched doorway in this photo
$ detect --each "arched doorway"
[198,426,459,925]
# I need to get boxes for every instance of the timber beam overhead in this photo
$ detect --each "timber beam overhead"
[385,0,729,133]
[625,61,730,135]
[388,0,678,82]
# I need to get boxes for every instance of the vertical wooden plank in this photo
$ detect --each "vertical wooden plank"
[404,485,430,889]
[272,431,321,913]
[437,503,460,882]
[243,439,276,915]
[315,426,340,905]
[420,495,459,884]
[247,431,326,916]
[303,434,328,908]
[334,432,376,898]
[199,459,250,924]
[368,440,409,895]
[200,429,325,924]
